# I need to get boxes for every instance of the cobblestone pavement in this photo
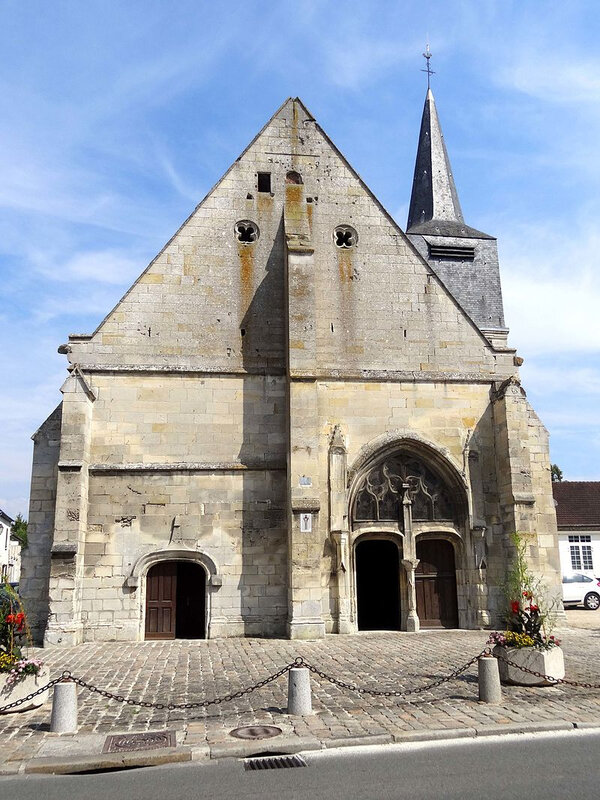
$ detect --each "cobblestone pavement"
[1,615,600,770]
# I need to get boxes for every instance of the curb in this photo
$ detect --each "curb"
[24,747,193,775]
[208,735,322,761]
[5,720,600,776]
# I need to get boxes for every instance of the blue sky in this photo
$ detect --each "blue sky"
[2,0,599,517]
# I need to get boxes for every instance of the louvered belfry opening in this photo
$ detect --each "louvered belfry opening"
[428,243,475,261]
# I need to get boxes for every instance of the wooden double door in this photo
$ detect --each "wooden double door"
[145,562,206,640]
[415,539,458,628]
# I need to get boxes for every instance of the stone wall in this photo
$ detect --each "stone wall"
[66,99,515,382]
[20,405,61,643]
[489,377,562,624]
[307,379,500,631]
[79,469,287,641]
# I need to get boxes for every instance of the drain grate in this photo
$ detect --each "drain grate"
[230,725,282,740]
[103,730,176,754]
[244,754,308,771]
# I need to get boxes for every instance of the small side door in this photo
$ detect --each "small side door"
[145,562,177,639]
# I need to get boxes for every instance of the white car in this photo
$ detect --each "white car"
[562,573,600,610]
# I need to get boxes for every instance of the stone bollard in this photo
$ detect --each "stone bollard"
[478,655,502,704]
[50,680,78,733]
[287,667,312,715]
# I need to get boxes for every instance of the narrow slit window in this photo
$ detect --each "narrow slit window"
[257,173,271,193]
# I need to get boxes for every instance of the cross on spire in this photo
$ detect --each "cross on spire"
[421,43,435,89]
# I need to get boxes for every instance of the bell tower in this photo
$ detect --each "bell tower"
[406,50,508,347]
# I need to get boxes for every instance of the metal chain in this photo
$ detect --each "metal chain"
[0,653,485,714]
[6,649,598,717]
[495,652,600,689]
[0,676,63,714]
[65,662,300,711]
[294,651,489,697]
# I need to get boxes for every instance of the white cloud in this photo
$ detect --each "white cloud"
[500,219,600,355]
[500,53,600,106]
[155,150,204,204]
[324,37,415,90]
[523,364,600,397]
[35,249,145,287]
[504,271,600,355]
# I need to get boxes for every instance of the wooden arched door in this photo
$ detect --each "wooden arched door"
[145,562,206,640]
[415,539,458,628]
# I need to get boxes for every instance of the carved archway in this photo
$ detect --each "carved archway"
[349,447,466,532]
[128,548,220,586]
[128,548,221,640]
[346,434,469,632]
[348,432,469,528]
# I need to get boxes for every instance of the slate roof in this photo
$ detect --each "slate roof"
[406,88,492,239]
[552,482,600,529]
[407,220,494,240]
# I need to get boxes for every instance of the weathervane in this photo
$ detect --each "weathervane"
[421,43,435,89]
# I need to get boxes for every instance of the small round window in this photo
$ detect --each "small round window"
[235,220,259,244]
[334,225,357,248]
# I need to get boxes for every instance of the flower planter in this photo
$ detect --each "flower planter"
[0,666,50,713]
[493,645,565,686]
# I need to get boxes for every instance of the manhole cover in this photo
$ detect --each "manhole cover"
[103,730,176,754]
[229,725,282,740]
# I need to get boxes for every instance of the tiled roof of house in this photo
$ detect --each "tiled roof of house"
[552,481,600,528]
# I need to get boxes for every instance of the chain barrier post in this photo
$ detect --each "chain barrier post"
[287,666,312,715]
[478,654,502,704]
[50,676,78,734]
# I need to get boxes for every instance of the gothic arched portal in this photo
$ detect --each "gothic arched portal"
[350,446,464,631]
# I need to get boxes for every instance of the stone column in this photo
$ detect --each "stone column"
[400,483,420,632]
[329,425,352,633]
[284,166,325,640]
[45,367,95,646]
[402,558,420,633]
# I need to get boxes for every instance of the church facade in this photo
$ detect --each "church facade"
[21,94,561,645]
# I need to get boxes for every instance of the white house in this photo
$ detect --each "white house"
[0,509,20,583]
[553,482,600,578]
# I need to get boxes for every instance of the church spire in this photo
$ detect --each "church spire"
[406,87,466,233]
[405,51,504,333]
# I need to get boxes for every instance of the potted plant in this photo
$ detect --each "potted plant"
[488,532,564,686]
[0,579,48,713]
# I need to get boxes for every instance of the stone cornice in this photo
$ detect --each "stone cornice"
[89,461,286,473]
[75,364,509,385]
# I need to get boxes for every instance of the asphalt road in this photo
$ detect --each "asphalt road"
[2,729,599,800]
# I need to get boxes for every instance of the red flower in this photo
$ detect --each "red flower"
[6,612,25,632]
[529,604,539,613]
[511,601,520,614]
